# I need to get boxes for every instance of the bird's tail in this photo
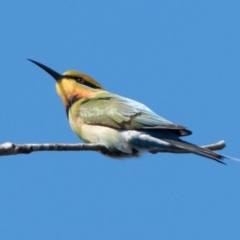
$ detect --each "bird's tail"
[162,139,225,164]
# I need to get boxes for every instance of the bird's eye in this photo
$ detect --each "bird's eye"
[76,77,84,84]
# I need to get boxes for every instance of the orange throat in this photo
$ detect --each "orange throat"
[56,79,95,108]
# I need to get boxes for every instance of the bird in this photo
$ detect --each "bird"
[28,59,229,164]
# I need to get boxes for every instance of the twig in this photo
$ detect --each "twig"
[201,140,226,151]
[0,140,226,156]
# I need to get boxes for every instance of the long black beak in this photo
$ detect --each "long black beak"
[28,59,62,81]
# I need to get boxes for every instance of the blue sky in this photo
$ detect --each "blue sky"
[1,1,240,239]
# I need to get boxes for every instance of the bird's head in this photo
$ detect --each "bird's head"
[28,59,103,109]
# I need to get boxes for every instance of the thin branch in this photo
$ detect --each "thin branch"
[0,140,226,156]
[201,140,226,151]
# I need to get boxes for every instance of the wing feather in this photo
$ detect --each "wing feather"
[78,92,192,136]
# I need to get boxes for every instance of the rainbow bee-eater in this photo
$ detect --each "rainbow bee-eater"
[28,59,230,163]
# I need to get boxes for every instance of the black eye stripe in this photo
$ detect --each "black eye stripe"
[82,81,101,89]
[64,75,101,89]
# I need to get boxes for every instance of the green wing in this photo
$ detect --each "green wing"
[77,92,192,136]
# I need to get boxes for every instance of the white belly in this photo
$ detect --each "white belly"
[68,113,172,158]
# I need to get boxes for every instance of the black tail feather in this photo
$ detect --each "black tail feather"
[162,139,225,164]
